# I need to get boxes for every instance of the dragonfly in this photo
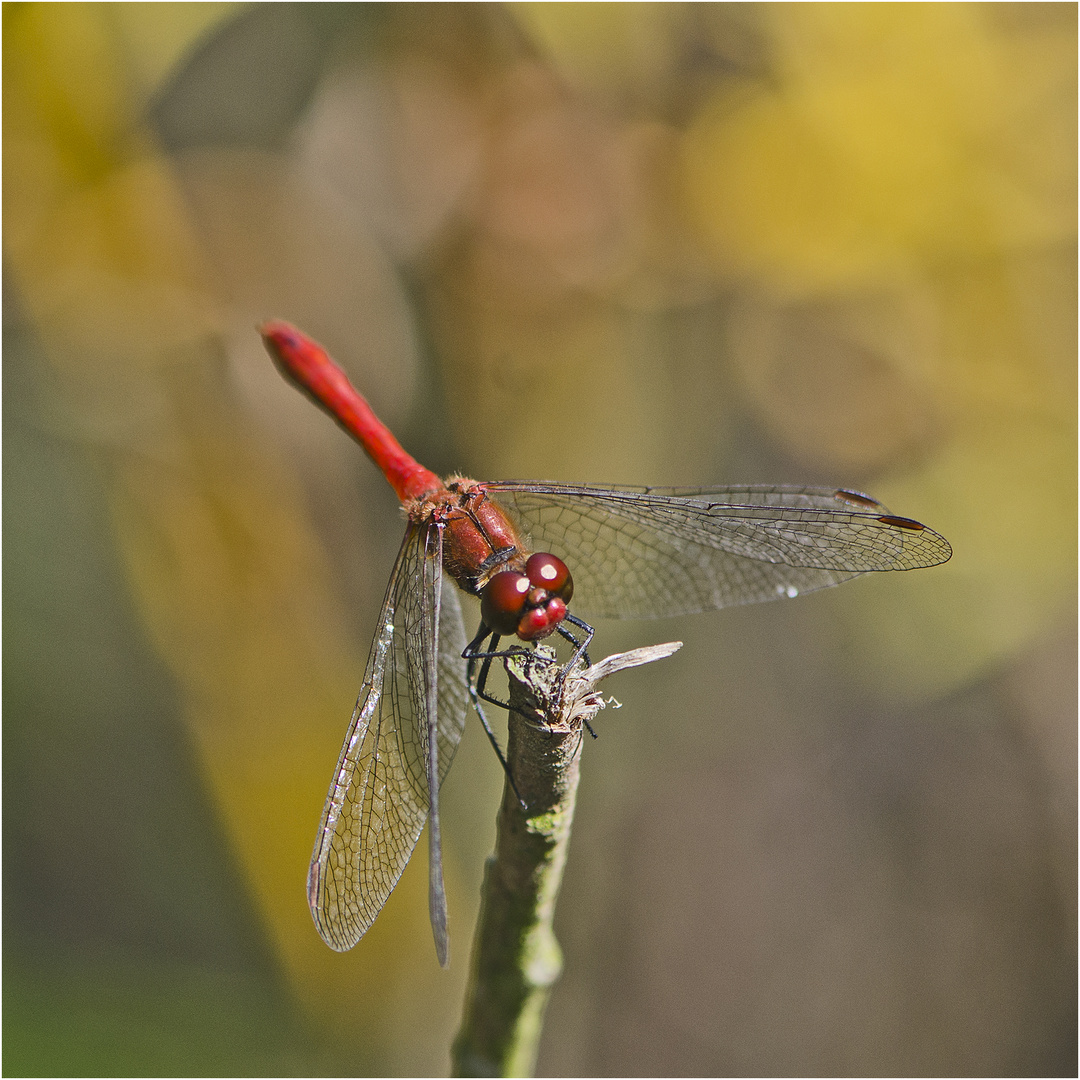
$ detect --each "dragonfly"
[261,321,952,967]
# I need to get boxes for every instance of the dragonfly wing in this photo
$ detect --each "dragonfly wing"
[488,483,952,621]
[434,558,469,786]
[307,521,467,954]
[411,523,469,967]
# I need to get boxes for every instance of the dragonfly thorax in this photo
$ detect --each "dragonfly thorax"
[420,479,575,640]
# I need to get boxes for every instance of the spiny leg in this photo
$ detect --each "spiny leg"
[558,612,594,669]
[554,612,598,737]
[463,625,526,808]
[462,612,598,785]
[464,624,518,715]
[464,624,560,717]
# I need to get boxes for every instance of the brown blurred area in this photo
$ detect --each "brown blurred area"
[4,3,1075,1075]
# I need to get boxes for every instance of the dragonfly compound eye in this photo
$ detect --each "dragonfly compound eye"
[481,570,531,636]
[525,552,574,603]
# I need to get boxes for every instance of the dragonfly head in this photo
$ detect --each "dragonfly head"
[480,552,574,641]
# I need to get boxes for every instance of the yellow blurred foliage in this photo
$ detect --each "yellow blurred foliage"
[4,5,219,375]
[104,2,243,101]
[681,4,1075,289]
[4,4,436,1053]
[514,1,676,98]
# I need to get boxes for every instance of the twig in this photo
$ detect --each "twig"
[450,640,682,1077]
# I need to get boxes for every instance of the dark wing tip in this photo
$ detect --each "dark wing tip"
[877,514,924,530]
[877,515,953,568]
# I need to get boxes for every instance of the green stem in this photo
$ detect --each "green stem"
[451,653,581,1077]
[450,641,682,1078]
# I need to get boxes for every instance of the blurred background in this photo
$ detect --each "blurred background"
[4,3,1076,1075]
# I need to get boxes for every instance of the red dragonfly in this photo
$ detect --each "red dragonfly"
[261,321,952,967]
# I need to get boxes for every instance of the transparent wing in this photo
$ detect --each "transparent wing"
[307,521,468,953]
[486,482,952,620]
[415,523,455,967]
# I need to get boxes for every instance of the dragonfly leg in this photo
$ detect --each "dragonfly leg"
[472,695,528,810]
[557,612,594,669]
[554,613,598,738]
[463,626,527,808]
[463,625,559,717]
[463,613,597,765]
[463,625,516,715]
